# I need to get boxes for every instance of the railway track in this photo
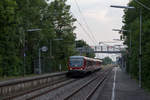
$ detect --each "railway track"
[25,72,102,100]
[3,78,76,100]
[2,66,113,100]
[64,68,112,100]
[0,72,68,100]
[26,78,76,100]
[33,66,112,100]
[7,72,99,100]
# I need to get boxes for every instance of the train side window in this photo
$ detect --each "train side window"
[87,60,90,67]
[87,60,91,67]
[86,60,88,67]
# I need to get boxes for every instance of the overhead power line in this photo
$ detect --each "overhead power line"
[76,20,97,45]
[70,11,97,45]
[134,0,150,11]
[73,0,98,45]
[70,10,96,45]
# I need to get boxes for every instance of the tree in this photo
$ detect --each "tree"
[0,0,95,77]
[102,57,113,65]
[0,0,22,76]
[15,0,48,74]
[76,40,95,58]
[122,0,150,89]
[39,0,77,71]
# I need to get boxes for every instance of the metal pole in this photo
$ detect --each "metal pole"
[125,60,127,72]
[130,31,132,53]
[50,40,52,57]
[107,46,108,51]
[59,64,62,72]
[139,9,142,88]
[23,49,26,76]
[39,48,41,74]
[23,32,26,76]
[80,49,82,56]
[129,31,132,75]
[122,55,123,69]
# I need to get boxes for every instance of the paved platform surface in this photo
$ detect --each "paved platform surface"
[94,67,150,100]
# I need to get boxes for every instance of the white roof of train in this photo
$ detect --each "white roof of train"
[69,56,102,62]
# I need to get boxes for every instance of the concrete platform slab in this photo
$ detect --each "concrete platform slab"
[94,67,150,100]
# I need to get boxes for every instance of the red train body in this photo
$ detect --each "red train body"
[67,56,102,77]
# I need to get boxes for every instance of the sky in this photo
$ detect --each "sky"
[66,0,130,60]
[66,0,129,46]
[47,0,130,60]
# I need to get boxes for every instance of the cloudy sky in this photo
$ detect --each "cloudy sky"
[66,0,129,46]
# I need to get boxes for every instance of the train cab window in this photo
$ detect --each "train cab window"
[69,58,84,67]
[86,60,92,67]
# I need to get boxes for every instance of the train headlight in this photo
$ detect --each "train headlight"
[80,68,83,70]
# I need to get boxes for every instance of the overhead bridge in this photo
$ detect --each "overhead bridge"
[93,51,123,54]
[77,50,124,54]
[76,45,126,54]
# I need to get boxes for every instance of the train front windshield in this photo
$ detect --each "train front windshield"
[69,58,84,67]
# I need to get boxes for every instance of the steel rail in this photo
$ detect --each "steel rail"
[3,78,73,100]
[26,79,77,100]
[64,76,98,100]
[85,69,112,100]
[64,68,111,100]
[29,69,107,100]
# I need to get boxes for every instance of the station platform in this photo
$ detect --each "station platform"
[93,67,150,100]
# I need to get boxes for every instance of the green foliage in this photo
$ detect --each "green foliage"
[122,0,150,89]
[0,0,21,76]
[0,0,95,77]
[76,40,95,58]
[102,57,113,65]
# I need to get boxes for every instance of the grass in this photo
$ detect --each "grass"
[0,70,66,82]
[0,74,38,81]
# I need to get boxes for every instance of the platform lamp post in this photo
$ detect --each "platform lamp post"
[25,29,41,76]
[39,46,48,74]
[112,29,132,73]
[112,29,131,58]
[110,5,143,88]
[112,39,124,53]
[49,38,63,57]
[132,0,150,87]
[49,38,63,72]
[132,0,150,88]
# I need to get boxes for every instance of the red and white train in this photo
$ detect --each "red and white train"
[67,56,102,77]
